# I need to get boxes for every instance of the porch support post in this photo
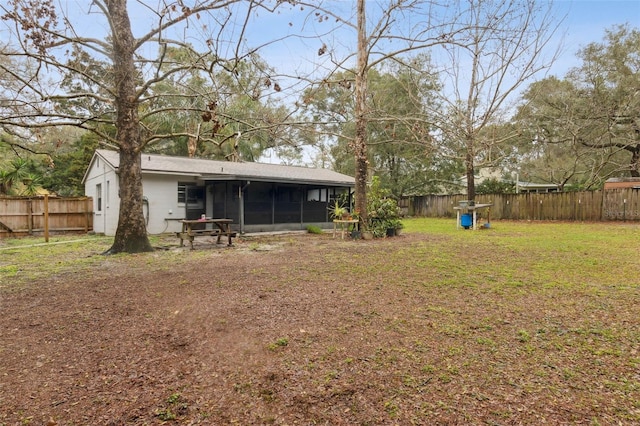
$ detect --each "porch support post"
[271,184,275,224]
[239,180,250,234]
[300,186,304,226]
[239,183,245,234]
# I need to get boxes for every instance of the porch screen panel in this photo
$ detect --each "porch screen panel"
[211,183,227,218]
[211,182,240,223]
[274,184,301,223]
[225,183,240,223]
[303,187,329,222]
[244,182,273,225]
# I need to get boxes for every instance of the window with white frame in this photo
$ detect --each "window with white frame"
[178,182,199,204]
[96,183,102,212]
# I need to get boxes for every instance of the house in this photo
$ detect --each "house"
[83,150,355,236]
[515,180,560,193]
[603,177,640,190]
[457,168,560,194]
[448,167,504,194]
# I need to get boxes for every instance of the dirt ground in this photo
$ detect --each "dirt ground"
[0,231,638,425]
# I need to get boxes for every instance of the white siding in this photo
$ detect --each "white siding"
[84,156,200,235]
[141,174,190,234]
[84,156,119,235]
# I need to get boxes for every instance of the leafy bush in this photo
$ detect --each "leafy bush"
[475,178,515,194]
[306,225,323,234]
[366,176,402,237]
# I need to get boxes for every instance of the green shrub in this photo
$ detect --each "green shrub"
[366,176,402,237]
[306,225,323,234]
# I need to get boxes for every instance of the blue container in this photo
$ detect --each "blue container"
[460,213,473,229]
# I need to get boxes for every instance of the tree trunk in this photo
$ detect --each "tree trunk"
[105,0,152,254]
[465,134,475,201]
[109,149,153,253]
[630,145,640,177]
[465,151,475,201]
[353,0,369,227]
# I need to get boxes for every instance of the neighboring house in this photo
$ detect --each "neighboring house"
[457,168,559,194]
[515,180,560,193]
[444,168,502,195]
[603,177,640,190]
[83,150,355,236]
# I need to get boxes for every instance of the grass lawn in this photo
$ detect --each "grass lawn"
[0,219,639,424]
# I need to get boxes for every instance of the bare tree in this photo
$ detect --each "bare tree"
[297,0,470,226]
[353,0,369,223]
[0,0,306,253]
[296,0,559,222]
[430,0,562,200]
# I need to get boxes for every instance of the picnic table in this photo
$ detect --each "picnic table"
[333,219,359,239]
[177,218,236,249]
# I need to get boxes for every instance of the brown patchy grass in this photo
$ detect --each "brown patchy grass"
[0,219,639,425]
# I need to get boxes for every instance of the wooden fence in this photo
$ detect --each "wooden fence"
[0,196,93,237]
[400,189,640,222]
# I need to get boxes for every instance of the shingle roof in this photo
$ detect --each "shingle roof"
[95,150,355,186]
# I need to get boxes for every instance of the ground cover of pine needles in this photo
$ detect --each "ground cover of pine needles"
[0,219,638,425]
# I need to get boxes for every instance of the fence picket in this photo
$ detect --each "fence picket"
[401,189,639,222]
[0,196,93,237]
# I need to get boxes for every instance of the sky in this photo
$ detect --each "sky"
[251,0,640,162]
[225,0,640,100]
[8,0,635,82]
[550,0,640,77]
[1,0,636,82]
[1,0,637,165]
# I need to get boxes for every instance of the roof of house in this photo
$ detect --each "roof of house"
[603,177,640,189]
[605,177,640,183]
[516,181,559,189]
[87,150,355,187]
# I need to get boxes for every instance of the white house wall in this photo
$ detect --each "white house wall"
[83,156,119,236]
[84,157,200,236]
[141,174,196,235]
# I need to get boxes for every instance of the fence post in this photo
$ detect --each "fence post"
[27,198,33,234]
[85,197,90,233]
[44,194,49,242]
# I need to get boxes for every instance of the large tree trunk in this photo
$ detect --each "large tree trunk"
[105,0,153,254]
[353,0,369,227]
[109,149,153,253]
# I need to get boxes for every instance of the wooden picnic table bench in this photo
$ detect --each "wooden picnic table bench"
[177,218,236,249]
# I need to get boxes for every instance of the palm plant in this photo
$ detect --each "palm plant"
[20,173,44,196]
[0,159,27,195]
